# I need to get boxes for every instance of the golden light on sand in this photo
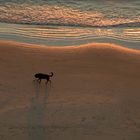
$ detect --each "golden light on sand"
[0,40,140,55]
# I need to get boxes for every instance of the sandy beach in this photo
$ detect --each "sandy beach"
[0,40,140,140]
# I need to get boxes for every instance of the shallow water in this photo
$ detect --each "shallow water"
[0,0,139,49]
[0,22,139,50]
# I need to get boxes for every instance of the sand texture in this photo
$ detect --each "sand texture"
[0,41,140,140]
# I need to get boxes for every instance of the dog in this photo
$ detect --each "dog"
[34,72,54,83]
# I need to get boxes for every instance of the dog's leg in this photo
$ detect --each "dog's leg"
[45,79,48,85]
[45,80,51,87]
[48,80,52,87]
[37,78,41,83]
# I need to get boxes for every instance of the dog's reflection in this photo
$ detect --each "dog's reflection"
[27,80,50,140]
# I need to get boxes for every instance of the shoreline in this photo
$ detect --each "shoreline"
[0,22,140,49]
[0,40,140,53]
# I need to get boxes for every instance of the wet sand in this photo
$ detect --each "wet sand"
[0,40,140,140]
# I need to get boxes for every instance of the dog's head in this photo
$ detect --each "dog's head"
[34,73,40,78]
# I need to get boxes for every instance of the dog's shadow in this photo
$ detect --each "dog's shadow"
[27,80,51,140]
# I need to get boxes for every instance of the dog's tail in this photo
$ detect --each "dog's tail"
[49,72,54,77]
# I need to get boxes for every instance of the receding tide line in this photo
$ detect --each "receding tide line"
[0,40,140,55]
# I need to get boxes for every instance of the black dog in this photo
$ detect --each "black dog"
[34,72,54,83]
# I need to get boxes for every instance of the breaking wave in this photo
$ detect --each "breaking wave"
[0,1,139,28]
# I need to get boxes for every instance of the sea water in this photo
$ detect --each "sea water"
[0,0,139,49]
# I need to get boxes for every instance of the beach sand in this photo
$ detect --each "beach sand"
[0,40,140,140]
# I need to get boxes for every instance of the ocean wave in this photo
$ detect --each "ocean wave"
[0,2,139,28]
[0,21,140,28]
